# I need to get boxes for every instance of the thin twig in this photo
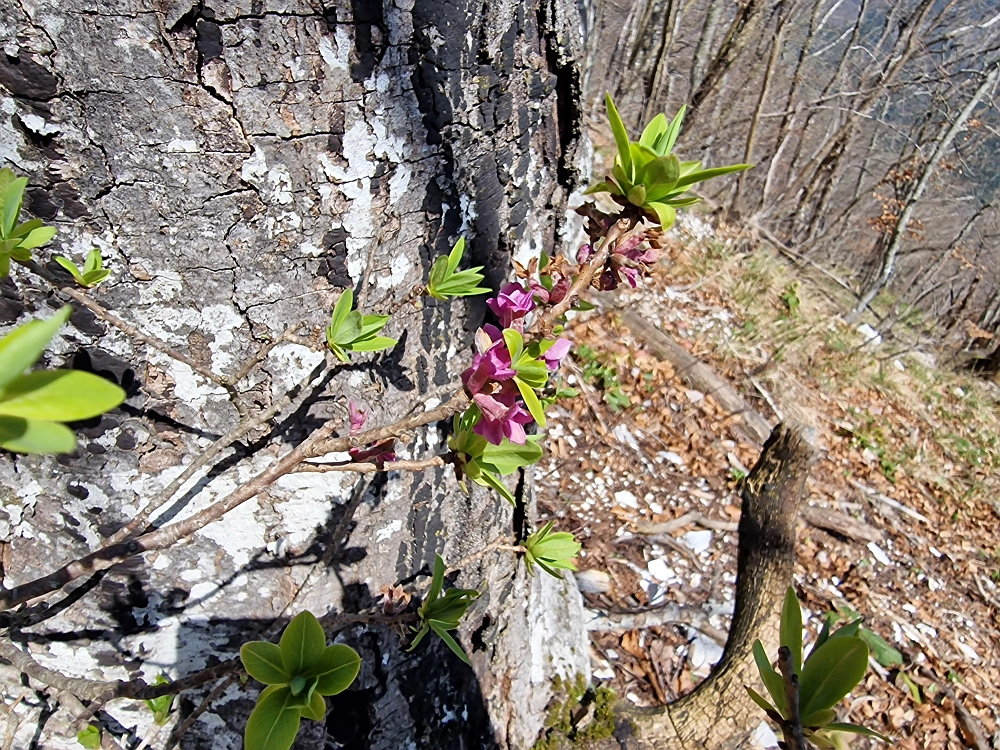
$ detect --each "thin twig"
[107,352,336,545]
[0,421,337,610]
[60,287,248,416]
[294,456,446,474]
[778,645,807,750]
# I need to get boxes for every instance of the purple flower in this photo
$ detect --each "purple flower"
[461,325,515,395]
[348,401,366,434]
[577,244,593,264]
[350,439,397,464]
[472,386,534,445]
[487,282,535,329]
[530,273,571,306]
[542,338,571,371]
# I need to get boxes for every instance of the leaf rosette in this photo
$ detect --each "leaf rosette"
[240,610,361,750]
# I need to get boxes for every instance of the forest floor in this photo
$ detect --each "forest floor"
[535,212,1000,750]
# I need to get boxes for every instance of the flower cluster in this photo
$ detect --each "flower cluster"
[459,284,569,446]
[578,233,659,291]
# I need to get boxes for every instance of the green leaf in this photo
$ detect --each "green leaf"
[641,155,680,201]
[809,617,833,662]
[0,370,125,421]
[626,184,647,206]
[241,641,290,685]
[826,722,891,742]
[333,310,363,344]
[55,256,84,282]
[359,313,390,338]
[328,342,348,362]
[610,164,630,194]
[77,724,101,749]
[801,708,837,728]
[513,359,548,389]
[660,105,686,156]
[798,637,869,716]
[84,248,103,274]
[0,415,76,454]
[330,288,353,333]
[605,94,632,181]
[306,644,361,696]
[583,181,617,195]
[829,618,861,640]
[524,522,580,577]
[478,437,543,475]
[279,611,327,677]
[663,195,701,208]
[144,676,175,725]
[430,621,471,664]
[426,553,446,606]
[646,202,677,229]
[0,169,28,238]
[244,685,302,750]
[672,163,753,191]
[0,306,72,392]
[474,469,515,503]
[514,376,546,427]
[10,219,43,238]
[346,335,396,353]
[629,142,658,175]
[447,236,465,276]
[860,628,903,667]
[81,269,111,287]
[428,256,448,293]
[753,640,788,717]
[745,685,779,718]
[502,328,524,362]
[16,225,56,250]
[780,586,803,675]
[299,690,326,721]
[639,113,668,151]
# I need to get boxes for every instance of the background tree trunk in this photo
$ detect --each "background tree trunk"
[0,1,590,748]
[621,422,817,750]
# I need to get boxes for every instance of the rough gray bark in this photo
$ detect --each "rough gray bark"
[0,1,590,748]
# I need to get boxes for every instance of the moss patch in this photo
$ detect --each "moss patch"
[533,674,618,750]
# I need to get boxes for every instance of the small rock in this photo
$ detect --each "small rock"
[575,569,611,595]
[752,721,780,748]
[685,389,705,402]
[867,541,891,566]
[647,559,675,582]
[681,530,713,554]
[614,490,638,509]
[658,451,685,466]
[857,323,882,347]
[689,630,724,675]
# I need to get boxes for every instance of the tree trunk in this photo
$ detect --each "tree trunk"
[620,422,817,750]
[850,62,1000,321]
[0,1,590,748]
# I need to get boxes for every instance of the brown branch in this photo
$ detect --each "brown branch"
[778,645,807,750]
[107,352,336,545]
[294,456,446,474]
[60,287,247,416]
[0,421,336,610]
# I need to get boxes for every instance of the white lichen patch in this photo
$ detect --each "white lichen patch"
[375,519,402,543]
[195,489,266,570]
[200,304,246,374]
[267,342,326,396]
[318,26,352,73]
[34,641,130,682]
[272,476,345,550]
